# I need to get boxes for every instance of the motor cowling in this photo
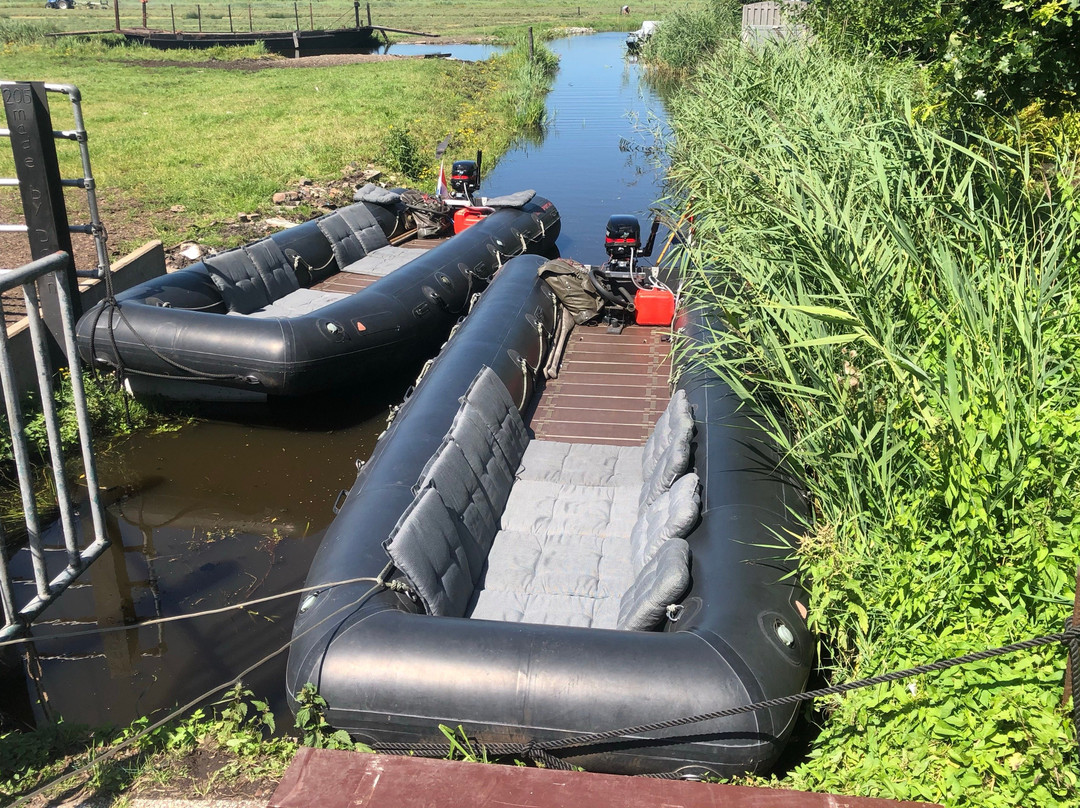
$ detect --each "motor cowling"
[605,214,642,260]
[450,160,480,200]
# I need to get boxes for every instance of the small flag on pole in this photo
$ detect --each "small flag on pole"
[435,161,449,199]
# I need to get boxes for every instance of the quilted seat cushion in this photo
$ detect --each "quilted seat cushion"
[631,473,701,568]
[317,203,391,270]
[205,237,299,314]
[474,529,634,600]
[515,441,644,487]
[384,485,475,617]
[500,480,639,539]
[617,539,692,631]
[467,589,622,628]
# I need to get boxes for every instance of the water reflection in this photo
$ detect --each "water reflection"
[1,31,672,733]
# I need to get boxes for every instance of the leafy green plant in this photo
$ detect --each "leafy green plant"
[806,0,1080,116]
[664,39,1080,806]
[382,125,424,179]
[293,684,368,751]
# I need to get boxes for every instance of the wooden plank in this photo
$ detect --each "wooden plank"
[270,749,943,808]
[528,324,672,445]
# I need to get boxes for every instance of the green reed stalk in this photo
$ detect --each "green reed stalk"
[666,40,1080,805]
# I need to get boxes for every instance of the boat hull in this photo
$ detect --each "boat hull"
[75,197,560,399]
[286,254,812,777]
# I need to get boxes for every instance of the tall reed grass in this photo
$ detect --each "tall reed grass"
[666,40,1080,805]
[641,0,739,72]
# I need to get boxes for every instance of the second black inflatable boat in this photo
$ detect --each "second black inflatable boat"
[285,252,812,778]
[76,190,560,400]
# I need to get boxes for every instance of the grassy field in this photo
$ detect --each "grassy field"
[0,0,661,40]
[0,29,556,252]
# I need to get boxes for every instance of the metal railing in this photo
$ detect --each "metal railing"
[0,251,109,640]
[0,82,111,280]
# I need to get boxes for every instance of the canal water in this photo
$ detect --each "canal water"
[1,32,670,731]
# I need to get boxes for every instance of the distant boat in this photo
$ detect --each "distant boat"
[119,25,382,57]
[626,20,659,53]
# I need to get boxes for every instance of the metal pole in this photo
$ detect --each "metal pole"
[197,4,202,31]
[113,0,121,30]
[366,2,371,26]
[309,1,313,29]
[141,0,146,28]
[51,255,109,558]
[354,0,359,28]
[170,4,175,32]
[294,2,300,30]
[0,314,47,601]
[20,281,81,572]
[2,81,79,360]
[228,4,233,32]
[528,26,534,62]
[248,2,252,31]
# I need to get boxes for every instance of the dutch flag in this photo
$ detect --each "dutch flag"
[435,161,449,199]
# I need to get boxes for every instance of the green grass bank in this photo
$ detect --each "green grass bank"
[0,29,555,251]
[664,40,1080,807]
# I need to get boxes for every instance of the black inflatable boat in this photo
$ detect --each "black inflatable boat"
[285,251,812,777]
[75,190,560,400]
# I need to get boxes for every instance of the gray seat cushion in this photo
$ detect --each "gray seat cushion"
[630,473,700,568]
[384,485,475,617]
[516,441,644,487]
[353,183,401,206]
[616,539,692,631]
[641,389,694,482]
[237,288,347,319]
[476,529,634,600]
[416,438,502,579]
[467,588,622,628]
[317,203,391,269]
[501,479,639,539]
[205,237,299,314]
[639,389,695,508]
[457,366,530,470]
[484,190,536,208]
[341,246,420,277]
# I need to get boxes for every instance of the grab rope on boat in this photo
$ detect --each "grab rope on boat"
[373,622,1080,776]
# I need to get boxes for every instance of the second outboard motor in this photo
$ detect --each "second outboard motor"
[450,157,481,202]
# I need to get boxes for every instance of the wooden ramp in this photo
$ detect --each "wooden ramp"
[270,749,943,808]
[529,323,673,445]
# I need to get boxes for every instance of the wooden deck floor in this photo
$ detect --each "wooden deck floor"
[528,323,673,446]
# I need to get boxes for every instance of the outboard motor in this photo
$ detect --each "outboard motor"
[450,152,482,203]
[589,214,673,332]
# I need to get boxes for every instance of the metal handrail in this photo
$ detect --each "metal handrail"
[0,82,111,279]
[0,251,109,640]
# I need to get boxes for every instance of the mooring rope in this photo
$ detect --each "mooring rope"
[11,565,397,808]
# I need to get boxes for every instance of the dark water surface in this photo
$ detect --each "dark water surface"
[2,31,669,731]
